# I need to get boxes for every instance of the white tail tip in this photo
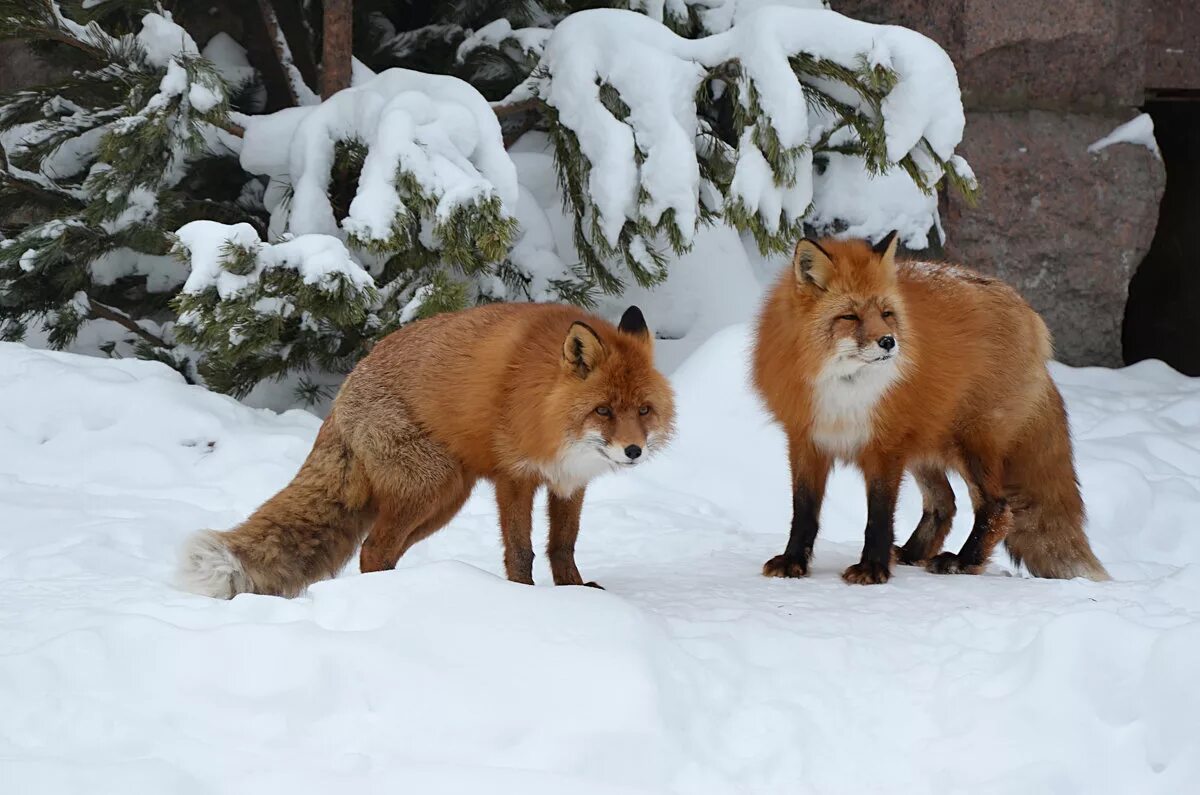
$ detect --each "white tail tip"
[176,530,254,599]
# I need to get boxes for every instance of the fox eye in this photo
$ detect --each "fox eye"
[881,310,894,318]
[638,405,651,416]
[595,406,612,417]
[838,314,859,322]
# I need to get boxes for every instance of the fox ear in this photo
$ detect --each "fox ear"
[562,321,607,378]
[793,238,833,291]
[873,230,899,272]
[618,305,651,343]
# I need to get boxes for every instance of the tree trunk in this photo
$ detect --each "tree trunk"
[251,0,319,108]
[321,0,353,99]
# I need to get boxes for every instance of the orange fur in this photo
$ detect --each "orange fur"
[177,303,675,598]
[753,234,1108,585]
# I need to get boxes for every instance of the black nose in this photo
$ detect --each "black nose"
[624,445,642,460]
[877,335,895,351]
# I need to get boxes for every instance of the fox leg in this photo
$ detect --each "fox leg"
[359,473,474,572]
[894,466,956,565]
[392,476,475,558]
[356,423,467,573]
[843,455,904,585]
[546,488,602,589]
[495,475,538,584]
[927,451,1012,575]
[763,435,831,578]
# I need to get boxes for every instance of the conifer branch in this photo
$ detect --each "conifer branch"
[87,299,173,349]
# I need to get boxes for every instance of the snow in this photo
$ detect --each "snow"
[135,12,199,68]
[809,151,940,248]
[594,224,766,370]
[157,59,189,98]
[539,10,706,249]
[201,32,254,89]
[1089,113,1162,159]
[629,0,831,34]
[100,185,158,233]
[240,69,517,245]
[456,19,552,62]
[187,82,222,114]
[201,32,267,113]
[3,325,1200,793]
[694,0,829,34]
[505,132,778,335]
[534,7,965,250]
[175,220,374,302]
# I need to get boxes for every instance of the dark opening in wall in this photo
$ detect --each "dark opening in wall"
[1123,94,1200,375]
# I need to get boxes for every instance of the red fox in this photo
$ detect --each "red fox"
[177,303,675,598]
[752,233,1108,585]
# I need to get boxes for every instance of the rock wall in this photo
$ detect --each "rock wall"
[1144,0,1200,90]
[943,112,1163,366]
[836,0,1168,366]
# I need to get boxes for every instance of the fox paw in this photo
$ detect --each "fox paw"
[762,554,809,578]
[925,552,983,575]
[892,544,927,567]
[841,561,891,585]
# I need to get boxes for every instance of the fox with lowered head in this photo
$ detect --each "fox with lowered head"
[177,302,675,598]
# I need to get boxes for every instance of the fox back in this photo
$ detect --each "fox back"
[337,303,676,495]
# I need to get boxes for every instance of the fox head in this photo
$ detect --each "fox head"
[789,232,906,379]
[556,306,676,470]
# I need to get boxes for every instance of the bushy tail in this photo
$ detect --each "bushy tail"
[176,414,374,598]
[1004,385,1110,582]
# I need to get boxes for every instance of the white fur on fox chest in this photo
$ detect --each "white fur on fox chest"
[522,432,616,497]
[810,359,900,459]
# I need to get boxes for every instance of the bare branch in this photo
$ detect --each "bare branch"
[88,300,173,349]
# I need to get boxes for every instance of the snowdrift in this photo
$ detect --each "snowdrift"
[2,337,1199,793]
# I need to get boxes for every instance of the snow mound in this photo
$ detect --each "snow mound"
[240,68,517,242]
[2,337,1200,793]
[1088,113,1161,159]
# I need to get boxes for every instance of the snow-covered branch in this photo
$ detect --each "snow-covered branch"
[532,7,973,287]
[240,68,519,273]
[172,220,377,395]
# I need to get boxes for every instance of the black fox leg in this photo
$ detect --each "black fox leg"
[763,436,831,578]
[895,466,956,565]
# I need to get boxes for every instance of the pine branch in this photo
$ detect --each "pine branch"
[0,0,111,61]
[493,97,541,118]
[87,299,173,348]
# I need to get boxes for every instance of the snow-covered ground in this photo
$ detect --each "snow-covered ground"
[2,328,1199,794]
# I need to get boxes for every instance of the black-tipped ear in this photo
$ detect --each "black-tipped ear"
[562,321,607,378]
[872,230,899,275]
[618,305,650,340]
[793,238,834,291]
[872,230,899,256]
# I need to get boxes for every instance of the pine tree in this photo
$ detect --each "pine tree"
[1,1,976,402]
[0,1,251,373]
